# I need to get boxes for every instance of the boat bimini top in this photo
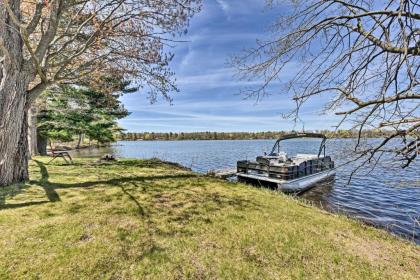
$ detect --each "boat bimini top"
[269,132,327,159]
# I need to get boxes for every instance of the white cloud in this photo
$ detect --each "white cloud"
[216,0,231,18]
[179,47,196,71]
[175,62,299,90]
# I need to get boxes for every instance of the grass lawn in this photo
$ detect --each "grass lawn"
[0,158,419,279]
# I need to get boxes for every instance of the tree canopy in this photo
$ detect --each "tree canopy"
[5,0,201,101]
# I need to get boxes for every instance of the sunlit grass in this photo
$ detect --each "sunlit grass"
[0,157,418,279]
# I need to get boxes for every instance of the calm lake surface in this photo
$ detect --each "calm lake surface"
[72,139,420,244]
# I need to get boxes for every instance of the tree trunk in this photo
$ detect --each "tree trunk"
[76,133,83,149]
[37,132,48,156]
[13,103,30,182]
[0,0,32,187]
[28,106,38,156]
[0,78,30,187]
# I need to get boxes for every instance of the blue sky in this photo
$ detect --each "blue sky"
[119,0,341,132]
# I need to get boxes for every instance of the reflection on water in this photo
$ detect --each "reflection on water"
[71,139,420,244]
[300,179,335,204]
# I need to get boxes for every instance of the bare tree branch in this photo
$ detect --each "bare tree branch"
[234,0,419,171]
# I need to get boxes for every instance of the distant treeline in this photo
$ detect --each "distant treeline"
[119,130,394,141]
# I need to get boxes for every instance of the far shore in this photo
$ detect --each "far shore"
[47,137,382,153]
[116,136,388,142]
[119,130,398,142]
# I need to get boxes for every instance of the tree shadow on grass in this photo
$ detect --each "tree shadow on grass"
[0,160,61,210]
[1,160,196,212]
[120,182,146,216]
[0,200,51,210]
[1,160,261,235]
[35,160,61,202]
[1,160,263,264]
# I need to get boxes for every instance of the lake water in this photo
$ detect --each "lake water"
[71,139,420,244]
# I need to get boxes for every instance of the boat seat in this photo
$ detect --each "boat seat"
[261,152,288,163]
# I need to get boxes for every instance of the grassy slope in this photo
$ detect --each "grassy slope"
[0,158,418,279]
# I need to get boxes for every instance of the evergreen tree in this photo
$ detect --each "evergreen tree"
[37,85,130,151]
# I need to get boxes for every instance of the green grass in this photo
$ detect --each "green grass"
[0,158,418,279]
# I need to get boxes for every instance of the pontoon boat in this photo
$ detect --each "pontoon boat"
[237,133,335,193]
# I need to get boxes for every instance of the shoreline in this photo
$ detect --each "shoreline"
[54,140,420,244]
[115,137,391,142]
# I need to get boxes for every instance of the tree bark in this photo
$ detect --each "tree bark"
[37,132,48,156]
[0,77,30,187]
[76,133,83,149]
[28,106,38,156]
[13,102,30,182]
[0,0,32,187]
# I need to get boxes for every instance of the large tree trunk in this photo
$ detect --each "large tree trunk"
[0,77,30,187]
[0,1,32,187]
[13,102,31,182]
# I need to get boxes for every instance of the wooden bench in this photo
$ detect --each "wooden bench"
[48,145,73,164]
